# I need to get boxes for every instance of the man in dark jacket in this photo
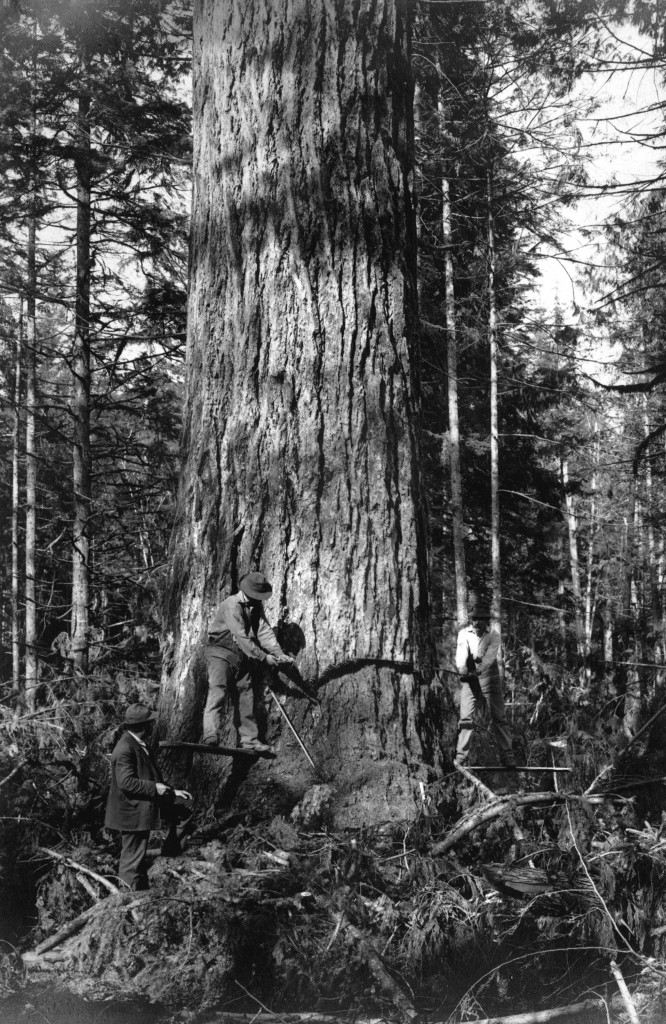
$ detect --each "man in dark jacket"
[105,703,192,890]
[203,570,293,751]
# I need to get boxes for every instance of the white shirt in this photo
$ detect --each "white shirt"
[455,624,500,676]
[127,729,150,754]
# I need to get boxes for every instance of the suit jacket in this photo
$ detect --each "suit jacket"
[104,730,164,832]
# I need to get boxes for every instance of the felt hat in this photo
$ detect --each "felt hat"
[240,571,273,601]
[469,598,491,619]
[124,703,158,726]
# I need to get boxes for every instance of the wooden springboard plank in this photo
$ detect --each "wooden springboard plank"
[159,740,276,759]
[469,765,572,772]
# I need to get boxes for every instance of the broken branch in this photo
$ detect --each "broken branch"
[432,793,567,856]
[610,959,640,1024]
[0,762,24,789]
[25,892,146,958]
[37,846,119,894]
[454,761,497,800]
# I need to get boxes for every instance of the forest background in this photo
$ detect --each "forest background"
[3,0,666,1021]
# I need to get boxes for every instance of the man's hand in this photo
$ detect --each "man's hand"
[156,783,193,806]
[265,654,279,668]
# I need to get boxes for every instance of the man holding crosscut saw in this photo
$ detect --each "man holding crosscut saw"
[203,571,294,753]
[454,597,516,769]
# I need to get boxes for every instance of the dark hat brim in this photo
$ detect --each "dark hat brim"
[124,707,158,725]
[240,580,273,601]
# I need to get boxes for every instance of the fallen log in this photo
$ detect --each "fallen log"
[336,915,417,1022]
[437,997,606,1024]
[201,1016,388,1024]
[431,792,567,856]
[201,1010,602,1024]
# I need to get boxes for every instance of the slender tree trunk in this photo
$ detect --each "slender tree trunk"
[25,217,38,709]
[582,428,598,691]
[556,536,567,652]
[71,88,92,679]
[659,530,666,674]
[583,433,597,659]
[440,100,466,629]
[12,298,24,694]
[661,434,666,660]
[561,457,584,660]
[625,473,643,737]
[487,166,502,666]
[162,0,441,825]
[602,601,613,664]
[643,401,663,682]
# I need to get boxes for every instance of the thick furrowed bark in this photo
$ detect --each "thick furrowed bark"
[162,0,446,825]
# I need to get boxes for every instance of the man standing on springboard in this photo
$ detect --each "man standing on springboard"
[203,571,293,753]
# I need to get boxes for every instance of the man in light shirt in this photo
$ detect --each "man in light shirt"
[454,599,516,769]
[203,571,293,752]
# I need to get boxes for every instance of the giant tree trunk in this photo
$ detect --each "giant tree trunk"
[70,88,92,679]
[162,0,443,826]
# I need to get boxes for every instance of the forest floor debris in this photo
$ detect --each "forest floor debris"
[5,688,666,1022]
[7,779,666,1023]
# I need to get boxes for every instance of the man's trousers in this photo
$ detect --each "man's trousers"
[119,830,150,890]
[456,673,513,764]
[203,650,259,745]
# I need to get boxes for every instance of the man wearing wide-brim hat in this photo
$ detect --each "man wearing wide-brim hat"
[105,704,192,889]
[203,571,293,752]
[454,597,516,769]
